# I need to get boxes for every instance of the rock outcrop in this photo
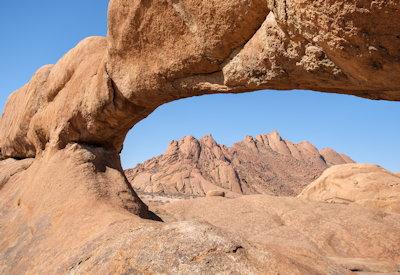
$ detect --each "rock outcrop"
[1,0,400,273]
[0,158,33,190]
[1,0,400,161]
[0,151,269,273]
[153,195,400,274]
[0,0,399,213]
[126,132,353,197]
[299,163,400,214]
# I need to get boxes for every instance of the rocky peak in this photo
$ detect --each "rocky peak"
[166,140,179,155]
[320,148,354,166]
[241,135,258,152]
[200,134,217,147]
[268,130,283,141]
[244,135,255,143]
[265,131,291,156]
[126,132,354,197]
[166,136,201,160]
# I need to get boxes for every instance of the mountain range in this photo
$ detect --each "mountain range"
[125,131,354,197]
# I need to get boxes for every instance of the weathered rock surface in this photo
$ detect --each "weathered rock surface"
[0,0,398,214]
[0,148,373,274]
[0,146,262,274]
[0,158,34,190]
[1,0,400,162]
[206,190,226,197]
[126,132,353,197]
[2,149,398,274]
[0,0,400,273]
[153,195,400,274]
[299,163,400,214]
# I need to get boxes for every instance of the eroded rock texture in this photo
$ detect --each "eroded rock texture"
[154,195,400,274]
[1,0,400,162]
[0,0,400,273]
[126,132,353,197]
[299,163,400,214]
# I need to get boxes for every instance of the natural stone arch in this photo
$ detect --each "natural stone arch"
[0,0,399,217]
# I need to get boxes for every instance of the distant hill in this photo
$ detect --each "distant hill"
[125,132,354,197]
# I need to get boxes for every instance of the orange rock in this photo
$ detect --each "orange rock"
[126,133,353,197]
[156,195,400,273]
[1,0,400,161]
[0,1,400,273]
[206,190,226,197]
[299,164,400,214]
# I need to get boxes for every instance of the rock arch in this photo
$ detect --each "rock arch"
[0,0,399,217]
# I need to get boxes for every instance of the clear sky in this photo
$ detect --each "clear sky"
[1,1,399,172]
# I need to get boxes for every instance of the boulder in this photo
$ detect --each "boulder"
[299,163,400,214]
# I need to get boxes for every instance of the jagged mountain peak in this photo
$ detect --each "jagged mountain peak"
[126,132,353,197]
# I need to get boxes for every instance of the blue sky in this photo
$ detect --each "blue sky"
[1,1,399,172]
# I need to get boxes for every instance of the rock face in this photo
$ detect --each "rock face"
[125,132,353,197]
[1,0,400,162]
[0,158,34,190]
[206,190,226,197]
[1,0,400,273]
[0,151,269,274]
[299,163,400,214]
[153,195,400,274]
[0,0,399,212]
